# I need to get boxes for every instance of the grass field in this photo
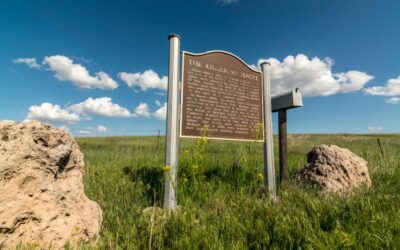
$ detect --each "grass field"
[77,134,400,249]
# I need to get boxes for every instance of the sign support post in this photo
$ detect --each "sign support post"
[278,109,288,183]
[260,62,276,199]
[164,34,181,210]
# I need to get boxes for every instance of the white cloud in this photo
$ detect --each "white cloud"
[218,0,238,5]
[68,97,132,118]
[26,97,146,126]
[118,70,167,91]
[27,103,80,124]
[2,120,16,123]
[26,97,166,126]
[134,102,150,117]
[97,125,107,132]
[335,71,374,93]
[368,126,382,132]
[71,56,92,64]
[78,130,92,134]
[155,100,162,107]
[43,55,118,90]
[386,97,400,104]
[364,76,400,96]
[59,125,70,132]
[257,54,373,97]
[12,58,41,69]
[152,102,167,120]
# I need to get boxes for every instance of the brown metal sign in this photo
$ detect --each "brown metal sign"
[180,51,264,141]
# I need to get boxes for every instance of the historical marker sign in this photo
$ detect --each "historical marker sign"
[164,35,282,208]
[180,51,264,141]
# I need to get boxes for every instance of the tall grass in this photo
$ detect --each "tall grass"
[78,134,400,249]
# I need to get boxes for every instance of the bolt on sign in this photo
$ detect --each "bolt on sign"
[180,51,264,141]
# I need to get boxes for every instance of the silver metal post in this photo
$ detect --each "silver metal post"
[261,61,276,199]
[164,34,181,210]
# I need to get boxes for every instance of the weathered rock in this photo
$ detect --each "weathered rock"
[294,144,371,193]
[0,121,102,249]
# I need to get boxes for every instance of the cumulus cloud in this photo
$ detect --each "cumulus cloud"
[118,70,167,91]
[75,126,107,135]
[152,102,167,120]
[59,125,70,132]
[335,71,375,93]
[368,126,382,133]
[71,56,92,64]
[68,97,132,118]
[12,58,41,69]
[43,55,118,90]
[386,97,400,104]
[257,54,373,97]
[218,0,238,5]
[97,125,107,132]
[27,103,80,124]
[134,102,150,117]
[364,76,400,97]
[78,130,92,135]
[27,97,167,126]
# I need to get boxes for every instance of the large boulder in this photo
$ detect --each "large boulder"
[295,144,371,193]
[0,121,102,249]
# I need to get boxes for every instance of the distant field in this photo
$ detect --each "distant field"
[77,134,400,249]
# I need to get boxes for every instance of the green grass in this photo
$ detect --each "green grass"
[77,134,400,249]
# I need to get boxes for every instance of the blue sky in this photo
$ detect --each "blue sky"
[0,0,399,135]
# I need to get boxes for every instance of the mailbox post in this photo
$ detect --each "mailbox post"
[278,109,288,182]
[271,88,303,183]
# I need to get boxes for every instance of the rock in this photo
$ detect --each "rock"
[0,121,102,249]
[294,144,371,193]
